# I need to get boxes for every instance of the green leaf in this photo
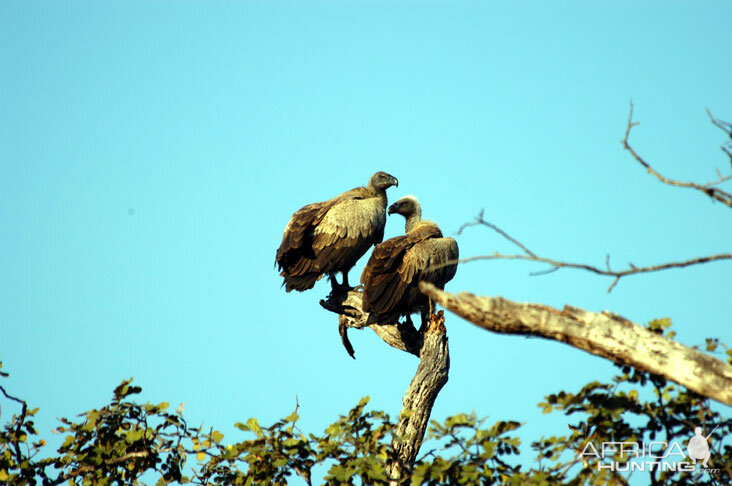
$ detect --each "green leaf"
[247,418,260,435]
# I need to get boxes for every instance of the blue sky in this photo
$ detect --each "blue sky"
[1,0,731,479]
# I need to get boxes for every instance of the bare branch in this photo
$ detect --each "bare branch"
[320,291,423,357]
[623,101,732,207]
[420,282,732,407]
[437,107,732,292]
[386,312,449,485]
[707,108,732,169]
[458,250,732,293]
[443,215,732,292]
[0,385,26,408]
[707,108,732,137]
[458,209,536,257]
[321,293,449,485]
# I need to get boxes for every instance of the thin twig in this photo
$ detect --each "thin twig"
[0,385,25,407]
[707,108,732,137]
[623,101,732,207]
[0,385,28,472]
[457,209,536,257]
[707,108,732,169]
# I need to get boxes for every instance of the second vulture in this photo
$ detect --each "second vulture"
[361,195,459,327]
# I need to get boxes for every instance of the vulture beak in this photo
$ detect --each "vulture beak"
[391,176,399,188]
[388,202,398,215]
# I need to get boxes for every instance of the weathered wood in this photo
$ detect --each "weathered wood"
[321,290,423,357]
[386,312,449,485]
[420,282,732,407]
[320,291,448,485]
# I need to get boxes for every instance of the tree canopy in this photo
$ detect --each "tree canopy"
[2,321,731,485]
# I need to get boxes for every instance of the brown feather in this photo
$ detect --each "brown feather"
[276,183,389,292]
[361,221,458,320]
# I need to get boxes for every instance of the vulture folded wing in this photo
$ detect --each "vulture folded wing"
[360,235,413,315]
[362,224,443,316]
[276,201,330,272]
[314,192,386,246]
[310,191,386,274]
[400,237,459,289]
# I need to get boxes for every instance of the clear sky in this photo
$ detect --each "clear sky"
[1,0,731,479]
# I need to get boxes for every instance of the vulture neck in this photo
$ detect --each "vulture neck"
[368,184,389,207]
[404,209,422,233]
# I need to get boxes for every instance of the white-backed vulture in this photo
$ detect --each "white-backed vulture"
[361,195,459,325]
[276,171,399,292]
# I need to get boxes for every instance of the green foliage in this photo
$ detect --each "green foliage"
[534,320,732,485]
[1,321,731,485]
[1,376,193,485]
[412,415,525,485]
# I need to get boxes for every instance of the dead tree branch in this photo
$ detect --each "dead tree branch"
[444,108,732,291]
[706,108,732,165]
[458,210,536,258]
[320,291,423,357]
[386,312,449,485]
[320,292,448,485]
[420,282,732,407]
[452,212,732,292]
[623,101,732,207]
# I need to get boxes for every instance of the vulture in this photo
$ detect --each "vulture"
[276,171,399,292]
[361,195,459,327]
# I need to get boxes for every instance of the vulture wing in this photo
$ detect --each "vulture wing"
[400,237,459,290]
[311,191,386,271]
[276,187,386,291]
[361,223,448,317]
[276,201,330,273]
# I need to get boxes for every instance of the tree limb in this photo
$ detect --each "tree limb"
[444,108,732,291]
[386,312,449,485]
[320,291,423,357]
[450,212,732,292]
[321,292,449,485]
[458,250,732,294]
[420,282,732,407]
[623,101,732,207]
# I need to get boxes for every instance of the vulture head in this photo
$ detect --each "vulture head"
[389,195,422,233]
[369,171,399,191]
